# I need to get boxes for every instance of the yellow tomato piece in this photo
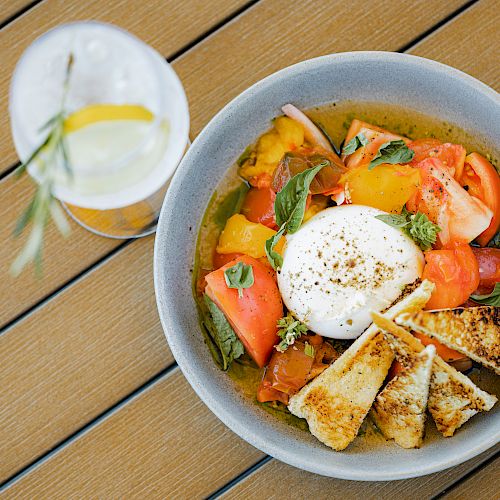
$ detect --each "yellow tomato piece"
[217,214,283,258]
[240,159,276,180]
[256,132,286,164]
[342,164,421,214]
[274,116,304,150]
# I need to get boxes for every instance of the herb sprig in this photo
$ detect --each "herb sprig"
[266,162,328,269]
[276,313,308,352]
[224,262,254,297]
[375,207,441,250]
[11,54,74,276]
[470,283,500,306]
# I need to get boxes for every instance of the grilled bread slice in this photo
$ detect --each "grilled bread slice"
[397,306,499,375]
[288,329,393,450]
[371,345,435,448]
[372,312,497,437]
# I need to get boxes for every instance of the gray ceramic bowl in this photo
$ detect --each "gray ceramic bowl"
[154,52,500,480]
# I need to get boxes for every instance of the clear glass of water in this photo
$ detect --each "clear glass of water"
[10,21,189,238]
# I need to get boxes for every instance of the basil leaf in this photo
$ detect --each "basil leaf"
[470,283,500,306]
[342,133,368,155]
[214,183,249,228]
[276,312,308,352]
[375,207,440,251]
[202,294,245,370]
[224,262,254,298]
[369,140,415,170]
[265,224,286,271]
[274,162,328,232]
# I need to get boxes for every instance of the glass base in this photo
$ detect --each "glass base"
[62,179,169,239]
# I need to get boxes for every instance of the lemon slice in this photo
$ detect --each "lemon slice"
[64,104,154,133]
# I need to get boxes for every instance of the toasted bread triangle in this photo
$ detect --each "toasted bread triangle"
[371,345,435,448]
[288,329,393,450]
[371,312,497,437]
[397,306,499,375]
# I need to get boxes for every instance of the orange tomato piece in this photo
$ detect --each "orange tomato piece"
[408,139,466,179]
[459,153,500,246]
[205,255,283,367]
[240,187,277,229]
[422,242,480,309]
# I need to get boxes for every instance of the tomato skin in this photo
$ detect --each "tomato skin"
[240,187,276,228]
[205,255,283,368]
[212,251,242,270]
[408,140,466,178]
[460,153,500,246]
[471,247,500,294]
[422,243,480,309]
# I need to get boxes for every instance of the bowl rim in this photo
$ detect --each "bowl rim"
[154,51,500,481]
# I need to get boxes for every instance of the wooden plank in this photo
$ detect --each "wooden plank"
[2,370,265,498]
[0,0,35,25]
[0,0,484,492]
[411,0,500,91]
[0,0,248,176]
[441,456,500,499]
[221,446,499,500]
[0,237,173,482]
[0,0,248,328]
[0,0,469,325]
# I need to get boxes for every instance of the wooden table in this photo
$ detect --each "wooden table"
[1,0,499,497]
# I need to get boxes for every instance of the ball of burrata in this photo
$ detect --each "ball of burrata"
[277,205,424,339]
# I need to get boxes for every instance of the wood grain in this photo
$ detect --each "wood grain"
[441,455,500,499]
[0,0,470,327]
[2,370,264,498]
[0,0,34,25]
[0,237,172,481]
[0,0,248,175]
[221,446,499,500]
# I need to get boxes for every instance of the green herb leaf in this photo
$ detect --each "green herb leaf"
[265,224,286,271]
[369,139,415,170]
[214,183,250,229]
[224,262,254,298]
[470,283,500,306]
[276,313,308,352]
[274,162,327,232]
[265,162,327,270]
[304,342,315,358]
[375,207,440,251]
[236,145,253,167]
[202,294,245,370]
[342,133,368,155]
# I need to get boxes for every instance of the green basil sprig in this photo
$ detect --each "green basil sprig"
[470,283,500,306]
[342,133,368,155]
[276,313,308,352]
[369,139,414,170]
[265,162,328,270]
[375,207,441,251]
[224,262,254,297]
[214,182,249,229]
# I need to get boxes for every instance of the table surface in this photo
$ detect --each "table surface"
[1,0,499,497]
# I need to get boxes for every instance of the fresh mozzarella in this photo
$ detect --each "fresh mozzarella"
[277,205,424,339]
